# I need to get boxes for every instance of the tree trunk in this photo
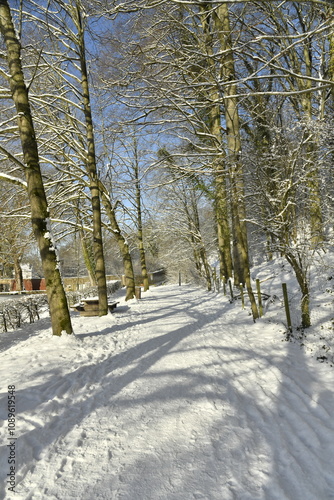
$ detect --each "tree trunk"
[13,257,23,292]
[199,4,233,281]
[0,0,73,335]
[138,238,149,291]
[134,142,149,291]
[99,186,136,301]
[286,253,311,328]
[213,2,259,319]
[299,35,323,246]
[191,191,212,291]
[75,3,108,316]
[305,142,323,246]
[199,246,212,291]
[328,6,334,102]
[80,230,97,287]
[215,165,233,281]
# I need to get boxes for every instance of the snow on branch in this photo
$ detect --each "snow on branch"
[0,172,27,188]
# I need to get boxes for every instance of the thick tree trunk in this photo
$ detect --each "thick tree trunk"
[76,4,107,315]
[0,0,73,335]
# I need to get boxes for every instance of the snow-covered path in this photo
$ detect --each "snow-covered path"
[1,285,334,500]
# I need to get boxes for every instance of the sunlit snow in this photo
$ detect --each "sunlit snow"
[0,278,333,499]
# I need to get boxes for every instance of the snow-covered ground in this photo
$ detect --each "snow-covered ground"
[0,263,334,499]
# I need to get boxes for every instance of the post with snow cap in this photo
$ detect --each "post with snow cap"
[256,279,263,317]
[282,283,292,332]
[239,284,244,309]
[228,278,234,299]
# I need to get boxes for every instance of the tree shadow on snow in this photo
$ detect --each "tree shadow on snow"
[0,287,333,499]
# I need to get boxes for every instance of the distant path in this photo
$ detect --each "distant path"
[1,285,334,499]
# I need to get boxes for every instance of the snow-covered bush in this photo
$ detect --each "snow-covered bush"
[0,295,48,333]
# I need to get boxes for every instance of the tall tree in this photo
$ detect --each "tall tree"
[212,2,258,319]
[74,1,108,314]
[0,0,73,335]
[132,136,150,291]
[23,0,109,314]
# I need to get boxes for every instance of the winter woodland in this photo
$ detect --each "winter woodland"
[0,1,334,498]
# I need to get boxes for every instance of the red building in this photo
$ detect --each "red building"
[11,279,46,291]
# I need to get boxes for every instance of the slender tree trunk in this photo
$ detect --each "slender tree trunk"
[213,2,259,319]
[305,142,323,245]
[191,191,212,291]
[300,36,323,245]
[189,230,212,290]
[13,257,23,292]
[80,230,97,286]
[75,3,107,315]
[286,253,311,328]
[99,185,136,301]
[0,0,73,335]
[328,6,334,101]
[199,246,212,291]
[134,141,149,291]
[215,163,233,281]
[199,4,233,281]
[191,238,203,275]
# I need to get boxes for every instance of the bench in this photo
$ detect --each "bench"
[108,301,119,312]
[71,300,119,316]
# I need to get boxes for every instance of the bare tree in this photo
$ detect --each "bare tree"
[0,0,73,335]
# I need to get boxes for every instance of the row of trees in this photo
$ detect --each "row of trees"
[1,0,334,334]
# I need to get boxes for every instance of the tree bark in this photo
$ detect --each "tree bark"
[80,229,97,287]
[199,4,233,281]
[134,140,149,291]
[0,0,73,335]
[213,2,259,319]
[298,27,323,245]
[328,6,334,98]
[286,253,311,329]
[99,184,136,301]
[75,3,108,315]
[13,257,23,292]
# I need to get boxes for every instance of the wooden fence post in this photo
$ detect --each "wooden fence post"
[256,279,263,317]
[228,278,234,300]
[239,284,244,309]
[282,283,292,332]
[179,272,181,286]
